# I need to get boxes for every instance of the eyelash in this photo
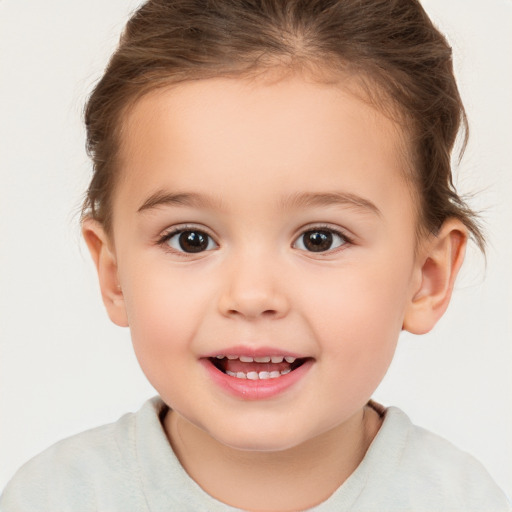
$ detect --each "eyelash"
[157,225,218,257]
[156,224,353,256]
[293,225,352,254]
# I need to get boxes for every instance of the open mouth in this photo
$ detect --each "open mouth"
[209,355,309,380]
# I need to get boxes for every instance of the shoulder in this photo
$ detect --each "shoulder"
[0,397,165,512]
[352,405,512,512]
[388,407,502,486]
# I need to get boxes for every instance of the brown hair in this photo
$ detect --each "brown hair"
[83,0,484,250]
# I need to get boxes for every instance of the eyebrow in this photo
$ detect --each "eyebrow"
[280,192,382,217]
[137,190,381,217]
[138,191,224,213]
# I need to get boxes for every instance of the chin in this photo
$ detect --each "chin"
[219,436,301,453]
[208,422,316,453]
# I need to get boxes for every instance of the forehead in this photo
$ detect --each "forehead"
[113,75,414,223]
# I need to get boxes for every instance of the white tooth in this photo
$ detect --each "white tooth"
[258,371,271,380]
[284,356,296,363]
[227,355,238,360]
[271,356,284,363]
[247,371,259,380]
[239,356,254,363]
[269,371,281,379]
[280,368,291,375]
[236,372,247,379]
[226,370,236,377]
[216,355,225,359]
[254,356,271,363]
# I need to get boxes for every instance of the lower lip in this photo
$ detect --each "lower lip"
[201,359,314,400]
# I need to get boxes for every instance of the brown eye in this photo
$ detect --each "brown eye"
[166,230,217,253]
[294,229,346,253]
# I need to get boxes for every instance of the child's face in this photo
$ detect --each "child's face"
[104,75,424,451]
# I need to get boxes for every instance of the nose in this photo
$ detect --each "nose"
[217,252,290,320]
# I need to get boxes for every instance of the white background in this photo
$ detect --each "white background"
[1,0,511,498]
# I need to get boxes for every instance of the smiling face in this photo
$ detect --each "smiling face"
[87,74,430,452]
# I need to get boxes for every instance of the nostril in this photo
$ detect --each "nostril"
[225,307,278,318]
[218,281,290,320]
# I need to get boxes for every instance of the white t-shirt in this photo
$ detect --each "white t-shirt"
[1,397,510,511]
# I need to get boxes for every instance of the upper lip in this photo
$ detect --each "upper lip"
[214,355,298,363]
[202,346,309,360]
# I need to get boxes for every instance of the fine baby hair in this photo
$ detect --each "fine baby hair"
[2,0,511,511]
[83,0,483,247]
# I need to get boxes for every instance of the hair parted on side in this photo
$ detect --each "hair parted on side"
[83,0,484,251]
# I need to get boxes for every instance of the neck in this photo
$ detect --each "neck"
[164,405,382,512]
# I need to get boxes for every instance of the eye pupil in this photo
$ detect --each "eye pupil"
[179,231,208,253]
[303,230,333,252]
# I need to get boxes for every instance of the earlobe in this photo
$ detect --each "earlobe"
[403,219,467,335]
[82,218,129,327]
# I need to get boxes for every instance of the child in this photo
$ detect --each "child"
[1,0,511,510]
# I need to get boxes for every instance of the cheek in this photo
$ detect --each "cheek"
[308,258,410,331]
[304,256,413,382]
[120,267,210,368]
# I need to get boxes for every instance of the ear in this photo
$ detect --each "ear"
[403,219,467,335]
[82,218,129,327]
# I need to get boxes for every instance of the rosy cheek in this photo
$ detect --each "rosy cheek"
[308,266,404,345]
